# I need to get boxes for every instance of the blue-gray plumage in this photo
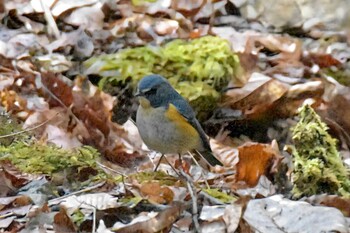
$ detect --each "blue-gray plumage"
[135,74,223,167]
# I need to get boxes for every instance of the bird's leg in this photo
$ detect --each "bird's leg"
[178,153,182,168]
[154,154,164,172]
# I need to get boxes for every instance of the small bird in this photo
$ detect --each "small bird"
[135,74,223,168]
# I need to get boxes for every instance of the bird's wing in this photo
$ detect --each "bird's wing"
[170,98,212,151]
[169,98,223,166]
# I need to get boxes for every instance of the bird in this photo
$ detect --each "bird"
[135,74,223,168]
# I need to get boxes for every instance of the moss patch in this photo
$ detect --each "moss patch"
[202,188,237,203]
[291,104,350,198]
[84,36,240,119]
[129,171,179,186]
[0,141,106,180]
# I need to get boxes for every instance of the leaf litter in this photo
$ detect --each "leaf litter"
[0,0,350,232]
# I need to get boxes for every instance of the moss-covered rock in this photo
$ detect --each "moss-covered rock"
[291,104,350,198]
[84,36,240,119]
[0,141,98,174]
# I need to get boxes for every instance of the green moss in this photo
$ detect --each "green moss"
[202,188,237,203]
[84,36,240,119]
[131,0,157,5]
[323,68,350,87]
[0,110,29,146]
[71,209,85,226]
[0,141,105,178]
[129,171,179,186]
[119,196,143,208]
[291,104,350,198]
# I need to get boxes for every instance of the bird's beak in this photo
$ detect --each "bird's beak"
[135,89,142,97]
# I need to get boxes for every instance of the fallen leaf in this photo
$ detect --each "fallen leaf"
[302,53,342,68]
[235,142,282,187]
[223,203,243,233]
[244,195,348,233]
[222,72,289,119]
[63,3,104,31]
[53,207,76,233]
[58,193,119,214]
[305,194,350,217]
[140,181,174,204]
[199,205,226,222]
[112,203,183,233]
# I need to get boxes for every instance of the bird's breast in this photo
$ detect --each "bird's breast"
[136,104,200,154]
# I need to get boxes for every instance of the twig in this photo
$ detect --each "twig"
[38,73,87,131]
[96,161,128,177]
[179,169,201,233]
[0,112,59,139]
[0,212,14,219]
[188,151,210,189]
[40,0,60,39]
[48,182,105,206]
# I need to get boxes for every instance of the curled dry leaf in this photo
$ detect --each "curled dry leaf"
[140,181,174,204]
[53,207,76,233]
[210,137,239,168]
[246,35,302,65]
[0,160,40,190]
[222,72,289,119]
[273,80,324,118]
[235,142,282,188]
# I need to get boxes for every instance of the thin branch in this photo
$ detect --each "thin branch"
[48,182,105,206]
[96,161,128,177]
[40,0,60,39]
[179,169,201,233]
[188,151,210,189]
[0,112,59,139]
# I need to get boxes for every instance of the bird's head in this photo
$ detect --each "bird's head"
[135,74,174,108]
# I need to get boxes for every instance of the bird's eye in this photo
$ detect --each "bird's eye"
[144,88,157,96]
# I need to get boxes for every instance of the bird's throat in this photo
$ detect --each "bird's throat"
[138,97,151,108]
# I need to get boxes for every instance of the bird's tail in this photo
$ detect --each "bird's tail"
[196,150,223,167]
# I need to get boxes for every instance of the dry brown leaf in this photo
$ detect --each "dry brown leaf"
[109,14,179,44]
[306,194,350,217]
[222,72,289,119]
[41,72,73,108]
[272,80,324,118]
[235,142,282,188]
[171,0,204,17]
[0,160,39,190]
[302,53,342,68]
[114,203,183,233]
[140,182,174,204]
[210,138,239,168]
[246,35,302,65]
[53,207,76,233]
